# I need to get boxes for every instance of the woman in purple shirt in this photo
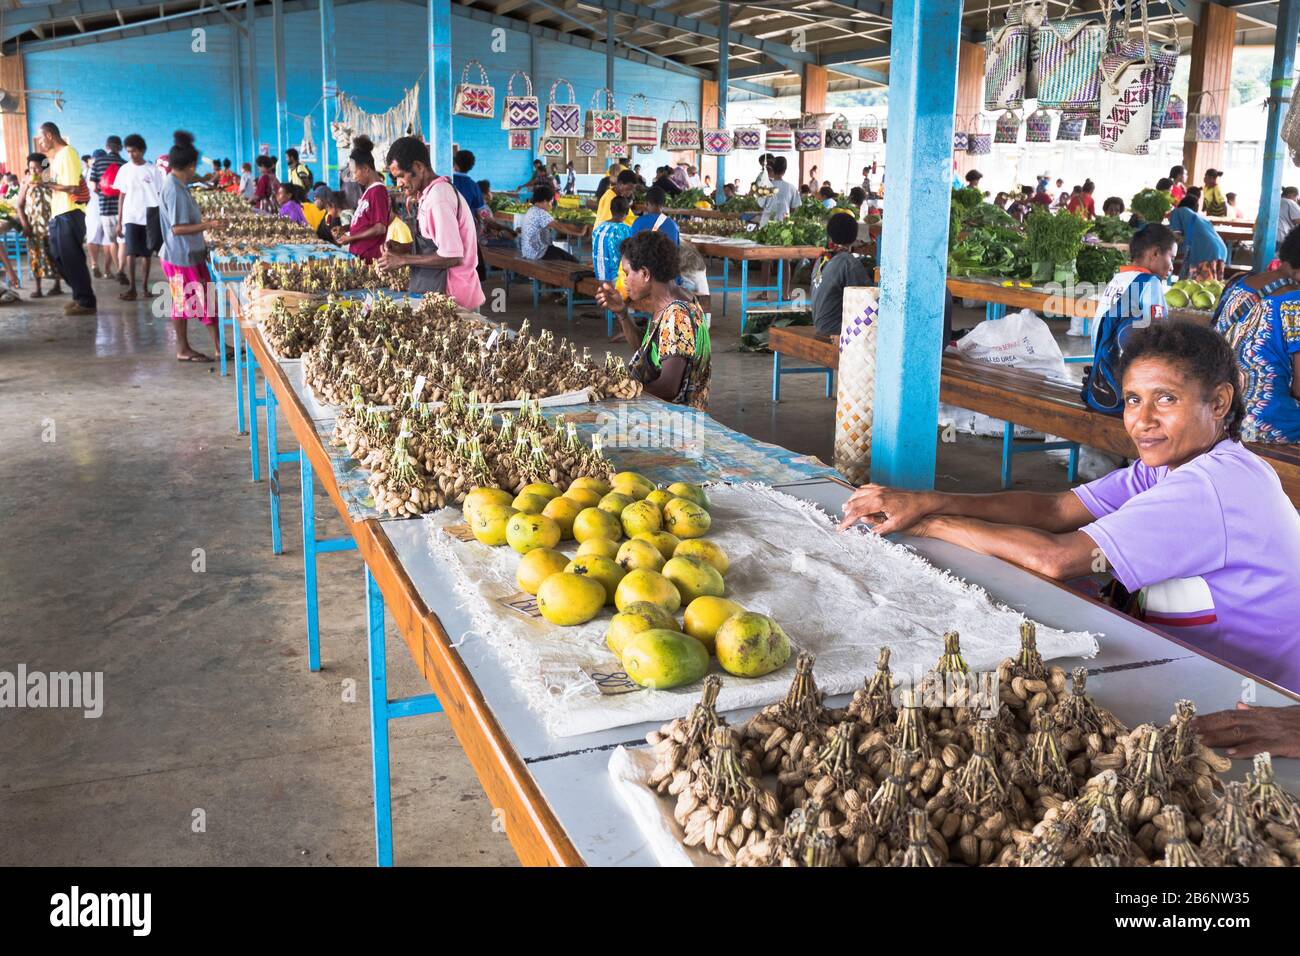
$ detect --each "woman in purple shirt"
[840,320,1300,697]
[277,182,308,226]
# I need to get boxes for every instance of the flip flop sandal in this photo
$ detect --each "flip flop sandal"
[119,290,138,301]
[177,353,213,363]
[29,289,44,299]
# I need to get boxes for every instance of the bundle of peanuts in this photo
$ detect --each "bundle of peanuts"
[643,624,1300,866]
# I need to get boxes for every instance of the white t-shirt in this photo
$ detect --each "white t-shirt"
[115,160,164,226]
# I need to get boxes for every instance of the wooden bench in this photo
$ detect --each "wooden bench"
[481,246,591,322]
[768,324,837,401]
[940,353,1300,504]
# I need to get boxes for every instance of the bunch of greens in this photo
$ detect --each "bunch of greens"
[489,194,527,214]
[1023,209,1091,267]
[719,194,760,213]
[963,202,1019,230]
[1076,244,1129,285]
[672,188,713,208]
[795,196,832,221]
[751,217,827,246]
[1130,188,1173,224]
[952,186,984,214]
[1090,215,1134,244]
[554,207,595,225]
[948,225,1027,278]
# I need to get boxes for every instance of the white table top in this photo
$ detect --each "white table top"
[275,356,1298,866]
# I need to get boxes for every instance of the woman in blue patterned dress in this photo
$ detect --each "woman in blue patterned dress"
[1213,227,1300,442]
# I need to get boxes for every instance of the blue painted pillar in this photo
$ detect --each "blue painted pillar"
[870,0,961,489]
[246,0,259,155]
[529,35,540,157]
[429,0,454,176]
[321,0,338,188]
[715,1,729,206]
[606,9,615,93]
[273,0,288,163]
[232,26,245,165]
[1254,0,1300,271]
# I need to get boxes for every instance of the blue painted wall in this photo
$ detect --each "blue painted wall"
[24,1,700,193]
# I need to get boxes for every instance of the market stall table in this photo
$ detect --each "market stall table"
[238,324,1299,865]
[684,237,824,333]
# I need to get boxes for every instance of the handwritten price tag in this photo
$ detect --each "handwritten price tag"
[580,664,642,696]
[442,523,476,542]
[497,591,544,619]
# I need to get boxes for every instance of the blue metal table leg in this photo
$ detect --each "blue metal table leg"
[366,567,394,868]
[1001,420,1014,489]
[566,289,574,323]
[233,311,246,435]
[740,260,749,335]
[772,351,781,402]
[1068,443,1080,483]
[302,449,321,672]
[606,310,614,338]
[721,258,729,316]
[266,385,283,554]
[531,278,539,310]
[825,369,834,399]
[216,276,228,377]
[777,259,784,304]
[247,340,262,482]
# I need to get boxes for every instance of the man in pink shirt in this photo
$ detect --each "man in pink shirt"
[378,136,484,310]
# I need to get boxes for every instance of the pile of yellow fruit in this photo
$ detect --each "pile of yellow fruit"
[461,472,792,690]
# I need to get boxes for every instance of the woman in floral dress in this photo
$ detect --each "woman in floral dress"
[15,151,64,298]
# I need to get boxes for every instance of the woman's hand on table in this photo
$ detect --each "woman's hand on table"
[377,248,406,271]
[838,484,938,535]
[1192,703,1300,759]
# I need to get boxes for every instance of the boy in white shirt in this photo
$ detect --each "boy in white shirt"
[113,133,166,301]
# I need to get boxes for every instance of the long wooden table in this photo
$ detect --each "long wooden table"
[236,316,1299,867]
[684,238,825,334]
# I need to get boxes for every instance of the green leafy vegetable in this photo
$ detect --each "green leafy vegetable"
[1130,189,1173,225]
[1023,209,1090,267]
[1076,244,1128,285]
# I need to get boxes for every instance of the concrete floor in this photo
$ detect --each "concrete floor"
[0,264,1086,866]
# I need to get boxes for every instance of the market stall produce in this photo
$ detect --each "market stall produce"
[624,634,1300,867]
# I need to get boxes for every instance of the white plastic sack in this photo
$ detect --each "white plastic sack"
[940,310,1067,440]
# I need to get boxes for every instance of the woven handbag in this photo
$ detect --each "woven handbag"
[1187,90,1222,143]
[953,115,970,153]
[1025,108,1052,143]
[577,139,597,157]
[795,115,823,151]
[994,110,1021,144]
[1056,113,1086,141]
[636,144,654,154]
[585,88,622,142]
[966,116,992,155]
[1099,49,1155,155]
[624,94,658,147]
[501,70,540,131]
[733,127,761,150]
[1084,112,1102,137]
[765,125,793,151]
[545,79,581,139]
[1162,93,1186,129]
[606,141,628,159]
[984,18,1030,110]
[540,137,565,157]
[825,114,852,150]
[1109,0,1177,142]
[661,100,701,150]
[508,130,531,151]
[453,60,495,119]
[701,106,732,156]
[1033,16,1107,110]
[858,114,880,144]
[1009,0,1050,98]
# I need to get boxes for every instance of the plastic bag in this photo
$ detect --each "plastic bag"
[939,310,1067,439]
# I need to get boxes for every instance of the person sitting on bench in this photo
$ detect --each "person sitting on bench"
[840,320,1300,695]
[811,212,873,336]
[518,184,584,262]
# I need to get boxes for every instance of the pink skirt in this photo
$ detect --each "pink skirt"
[161,260,215,325]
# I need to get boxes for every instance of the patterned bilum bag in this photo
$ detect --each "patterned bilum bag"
[859,114,881,144]
[1187,90,1222,143]
[1056,113,1086,141]
[501,70,540,130]
[453,60,495,119]
[994,110,1021,144]
[585,88,622,142]
[966,116,992,155]
[540,137,565,157]
[1025,108,1053,143]
[624,94,658,147]
[825,114,853,150]
[1162,93,1186,130]
[661,100,702,150]
[1109,0,1177,142]
[794,115,823,151]
[765,122,794,152]
[702,106,732,156]
[984,12,1030,111]
[732,115,762,151]
[1099,39,1155,155]
[545,79,582,139]
[953,116,970,153]
[508,130,531,151]
[1033,15,1107,110]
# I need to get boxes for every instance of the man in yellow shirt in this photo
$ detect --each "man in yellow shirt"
[595,170,638,226]
[35,121,96,314]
